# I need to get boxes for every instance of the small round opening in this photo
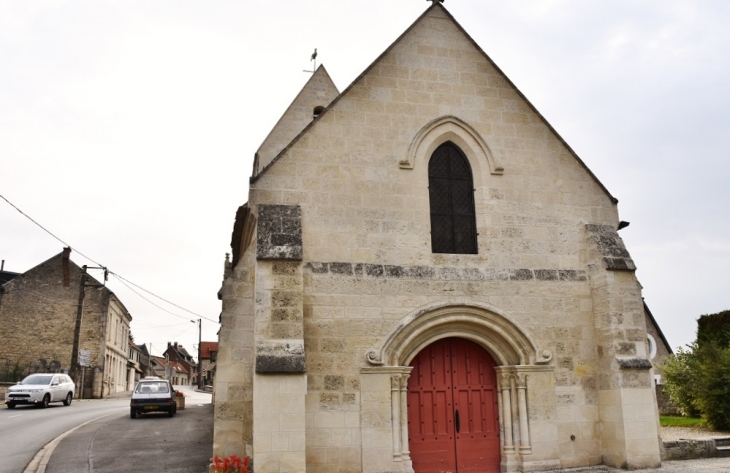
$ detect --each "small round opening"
[313,106,325,119]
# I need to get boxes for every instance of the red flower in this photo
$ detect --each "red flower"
[212,454,251,473]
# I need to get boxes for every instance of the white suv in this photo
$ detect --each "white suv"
[5,373,75,408]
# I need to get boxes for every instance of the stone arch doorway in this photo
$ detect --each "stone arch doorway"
[363,302,555,473]
[407,337,500,473]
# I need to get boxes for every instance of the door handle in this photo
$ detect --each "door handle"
[454,409,460,433]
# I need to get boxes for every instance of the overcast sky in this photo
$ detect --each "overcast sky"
[1,0,728,358]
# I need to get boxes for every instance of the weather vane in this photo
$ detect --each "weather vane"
[303,48,318,74]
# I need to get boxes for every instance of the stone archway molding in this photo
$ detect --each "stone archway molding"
[365,301,551,367]
[399,115,504,175]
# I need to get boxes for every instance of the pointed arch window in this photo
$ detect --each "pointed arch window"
[428,142,477,254]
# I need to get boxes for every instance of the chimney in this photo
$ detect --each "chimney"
[62,247,71,287]
[167,342,172,348]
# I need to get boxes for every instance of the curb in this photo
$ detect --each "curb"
[23,412,118,473]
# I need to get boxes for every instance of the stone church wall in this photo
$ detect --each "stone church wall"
[214,4,662,472]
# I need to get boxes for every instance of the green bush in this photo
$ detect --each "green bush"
[661,344,702,418]
[694,343,730,430]
[661,341,730,430]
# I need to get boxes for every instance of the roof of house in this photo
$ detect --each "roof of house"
[200,342,218,359]
[644,300,673,355]
[150,356,166,365]
[168,361,189,375]
[1,249,133,318]
[0,270,20,286]
[164,343,196,365]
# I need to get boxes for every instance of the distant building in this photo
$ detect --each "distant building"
[128,341,151,389]
[163,342,197,386]
[0,248,132,398]
[199,341,218,386]
[165,360,189,386]
[149,355,167,379]
[644,301,673,384]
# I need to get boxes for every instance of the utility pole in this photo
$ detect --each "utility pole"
[197,318,202,390]
[70,265,107,397]
[70,266,88,388]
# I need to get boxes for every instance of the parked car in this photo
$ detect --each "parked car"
[5,373,75,409]
[130,379,176,418]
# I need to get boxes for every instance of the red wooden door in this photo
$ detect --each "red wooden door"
[408,338,500,473]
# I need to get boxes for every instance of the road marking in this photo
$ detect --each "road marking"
[23,412,119,473]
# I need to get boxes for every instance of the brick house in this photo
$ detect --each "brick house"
[163,342,197,386]
[0,248,132,398]
[214,3,664,472]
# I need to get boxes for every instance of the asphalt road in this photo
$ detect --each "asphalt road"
[46,387,213,473]
[0,398,129,473]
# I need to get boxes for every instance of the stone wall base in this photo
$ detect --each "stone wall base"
[663,438,730,460]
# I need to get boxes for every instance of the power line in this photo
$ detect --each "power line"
[1,193,103,267]
[110,272,218,324]
[1,192,219,325]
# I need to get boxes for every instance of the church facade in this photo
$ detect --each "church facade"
[214,4,662,472]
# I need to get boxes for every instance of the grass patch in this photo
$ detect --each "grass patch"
[660,416,704,428]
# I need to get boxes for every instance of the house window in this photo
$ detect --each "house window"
[428,142,477,254]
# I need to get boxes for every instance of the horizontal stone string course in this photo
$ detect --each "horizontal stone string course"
[304,262,587,282]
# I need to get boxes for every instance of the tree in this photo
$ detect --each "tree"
[661,343,701,418]
[661,310,730,430]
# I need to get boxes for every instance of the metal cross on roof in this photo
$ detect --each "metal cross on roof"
[428,0,444,4]
[304,48,317,74]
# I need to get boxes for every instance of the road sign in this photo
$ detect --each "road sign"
[79,349,90,367]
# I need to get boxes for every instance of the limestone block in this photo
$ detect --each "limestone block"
[288,431,306,452]
[256,340,306,373]
[362,448,400,472]
[314,411,345,429]
[255,432,272,453]
[277,451,306,473]
[306,428,332,447]
[280,414,306,432]
[257,205,302,261]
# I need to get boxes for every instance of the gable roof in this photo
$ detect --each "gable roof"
[250,3,617,204]
[644,300,673,355]
[168,361,189,375]
[200,341,218,359]
[253,65,340,177]
[1,250,131,314]
[164,343,196,364]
